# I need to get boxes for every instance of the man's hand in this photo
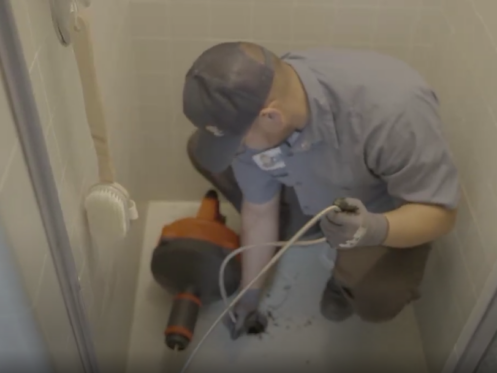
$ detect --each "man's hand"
[223,289,268,340]
[320,198,389,249]
[224,195,277,340]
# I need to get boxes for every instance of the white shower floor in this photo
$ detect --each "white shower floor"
[126,202,428,373]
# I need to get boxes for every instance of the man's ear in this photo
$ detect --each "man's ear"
[259,107,284,132]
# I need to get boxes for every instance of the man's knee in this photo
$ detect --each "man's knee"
[186,132,243,211]
[336,244,430,324]
[187,132,212,177]
[352,288,419,323]
[355,301,405,323]
[186,133,199,169]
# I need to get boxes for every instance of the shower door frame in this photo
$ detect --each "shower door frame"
[0,1,99,372]
[452,293,497,373]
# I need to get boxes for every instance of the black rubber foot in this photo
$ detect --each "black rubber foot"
[205,189,218,199]
[166,334,190,351]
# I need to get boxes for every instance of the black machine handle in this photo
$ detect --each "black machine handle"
[164,292,201,351]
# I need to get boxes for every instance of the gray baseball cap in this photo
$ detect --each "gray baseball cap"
[183,42,275,173]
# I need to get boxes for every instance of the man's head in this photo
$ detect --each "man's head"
[183,42,307,173]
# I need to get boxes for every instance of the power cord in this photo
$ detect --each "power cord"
[178,205,340,373]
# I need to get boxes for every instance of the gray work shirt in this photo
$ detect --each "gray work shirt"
[231,49,460,215]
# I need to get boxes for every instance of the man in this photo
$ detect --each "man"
[183,42,459,339]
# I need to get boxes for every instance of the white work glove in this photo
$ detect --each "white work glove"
[223,289,267,340]
[320,198,389,249]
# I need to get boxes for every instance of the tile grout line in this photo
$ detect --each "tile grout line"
[131,34,433,43]
[367,0,382,49]
[34,48,57,126]
[0,143,19,195]
[406,4,423,61]
[49,128,69,188]
[452,228,479,301]
[469,0,497,52]
[19,0,39,71]
[31,252,50,310]
[458,186,491,297]
[28,44,43,73]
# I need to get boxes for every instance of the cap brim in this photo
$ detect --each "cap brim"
[191,129,244,174]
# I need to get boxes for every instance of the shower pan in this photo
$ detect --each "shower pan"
[126,202,428,373]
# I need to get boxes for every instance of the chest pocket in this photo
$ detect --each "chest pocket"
[267,168,294,187]
[327,184,393,212]
[333,185,377,201]
[295,145,385,213]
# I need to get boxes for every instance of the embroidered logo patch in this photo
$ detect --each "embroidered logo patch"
[253,147,286,171]
[205,125,224,137]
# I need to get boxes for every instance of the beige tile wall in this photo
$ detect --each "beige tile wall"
[129,0,497,372]
[412,1,497,372]
[129,0,441,201]
[4,0,146,370]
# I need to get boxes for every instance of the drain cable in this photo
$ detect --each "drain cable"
[178,205,341,373]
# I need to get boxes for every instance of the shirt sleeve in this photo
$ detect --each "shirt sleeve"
[366,92,460,210]
[231,155,282,205]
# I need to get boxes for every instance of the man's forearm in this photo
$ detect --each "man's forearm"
[383,203,457,248]
[240,194,280,289]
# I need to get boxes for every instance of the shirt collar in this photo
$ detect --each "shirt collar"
[236,131,300,159]
[284,58,339,152]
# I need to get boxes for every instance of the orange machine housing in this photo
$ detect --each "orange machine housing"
[152,190,242,351]
[159,190,240,255]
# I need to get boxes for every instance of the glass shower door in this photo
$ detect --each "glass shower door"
[475,331,497,373]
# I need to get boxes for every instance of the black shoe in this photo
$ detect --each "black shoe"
[320,278,354,322]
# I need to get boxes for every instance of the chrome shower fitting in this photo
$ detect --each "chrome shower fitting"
[49,0,91,46]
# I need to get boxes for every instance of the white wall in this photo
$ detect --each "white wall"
[412,0,497,372]
[4,0,146,370]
